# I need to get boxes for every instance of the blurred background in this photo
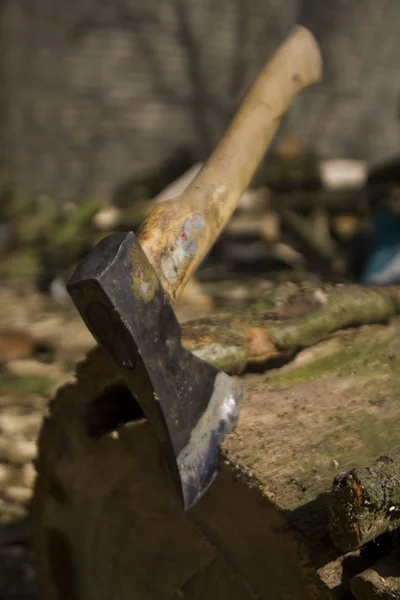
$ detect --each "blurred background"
[0,0,400,597]
[0,0,399,292]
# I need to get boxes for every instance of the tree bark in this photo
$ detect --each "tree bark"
[329,455,400,552]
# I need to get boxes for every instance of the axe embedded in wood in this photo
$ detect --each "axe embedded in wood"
[67,25,322,509]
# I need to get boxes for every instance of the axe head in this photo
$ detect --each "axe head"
[67,232,243,509]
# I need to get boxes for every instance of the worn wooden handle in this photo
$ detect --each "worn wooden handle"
[138,25,322,302]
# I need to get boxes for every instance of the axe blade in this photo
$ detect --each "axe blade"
[67,232,243,509]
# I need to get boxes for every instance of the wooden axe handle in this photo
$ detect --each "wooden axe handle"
[138,25,322,302]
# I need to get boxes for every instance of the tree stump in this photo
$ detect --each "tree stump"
[32,291,400,599]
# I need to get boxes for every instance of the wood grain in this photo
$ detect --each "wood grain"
[138,26,322,302]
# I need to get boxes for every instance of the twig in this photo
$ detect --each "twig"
[279,207,341,262]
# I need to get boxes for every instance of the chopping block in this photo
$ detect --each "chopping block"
[33,306,400,599]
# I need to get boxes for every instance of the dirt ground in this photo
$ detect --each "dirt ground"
[0,285,77,599]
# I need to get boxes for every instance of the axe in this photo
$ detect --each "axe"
[67,26,322,510]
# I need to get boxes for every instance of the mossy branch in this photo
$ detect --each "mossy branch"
[181,286,400,374]
[329,455,400,552]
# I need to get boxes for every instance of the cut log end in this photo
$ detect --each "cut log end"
[32,346,332,600]
[32,294,400,599]
[329,456,400,553]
